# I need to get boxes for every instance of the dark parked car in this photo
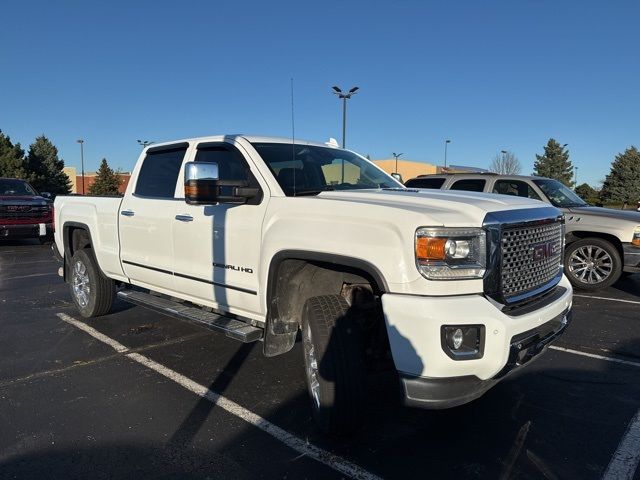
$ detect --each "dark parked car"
[0,178,53,243]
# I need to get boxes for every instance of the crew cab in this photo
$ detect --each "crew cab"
[406,173,640,290]
[0,177,53,242]
[53,136,573,433]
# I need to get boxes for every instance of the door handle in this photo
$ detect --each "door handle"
[120,210,135,217]
[175,214,193,222]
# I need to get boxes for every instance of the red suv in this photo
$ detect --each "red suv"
[0,178,53,243]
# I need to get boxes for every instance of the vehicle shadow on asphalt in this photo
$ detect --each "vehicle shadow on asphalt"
[1,342,639,480]
[611,273,640,299]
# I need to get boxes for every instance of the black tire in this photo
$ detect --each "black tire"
[69,249,115,318]
[301,295,366,435]
[564,238,622,290]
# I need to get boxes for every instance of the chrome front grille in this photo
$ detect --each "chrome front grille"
[501,221,563,300]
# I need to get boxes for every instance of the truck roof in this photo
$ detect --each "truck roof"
[144,135,337,151]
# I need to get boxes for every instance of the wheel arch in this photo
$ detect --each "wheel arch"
[61,222,95,282]
[263,250,388,357]
[566,230,623,259]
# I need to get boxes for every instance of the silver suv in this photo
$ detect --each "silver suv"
[405,173,640,290]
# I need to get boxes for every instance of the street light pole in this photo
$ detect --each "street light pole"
[77,139,85,195]
[392,152,403,175]
[137,139,153,149]
[332,86,359,149]
[574,166,578,186]
[444,139,451,168]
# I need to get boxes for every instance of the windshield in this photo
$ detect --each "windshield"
[533,178,586,207]
[0,179,37,196]
[251,142,400,196]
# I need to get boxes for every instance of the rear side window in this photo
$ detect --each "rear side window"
[492,180,541,200]
[450,179,486,192]
[404,177,446,189]
[135,145,187,198]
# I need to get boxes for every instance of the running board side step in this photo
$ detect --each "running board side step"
[117,290,263,343]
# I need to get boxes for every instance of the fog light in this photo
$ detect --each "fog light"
[441,325,485,360]
[452,328,464,349]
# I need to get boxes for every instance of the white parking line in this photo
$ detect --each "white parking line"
[56,313,381,480]
[57,313,129,353]
[602,408,640,480]
[574,294,640,306]
[549,346,640,369]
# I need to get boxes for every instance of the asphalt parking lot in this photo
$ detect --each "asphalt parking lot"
[1,241,639,480]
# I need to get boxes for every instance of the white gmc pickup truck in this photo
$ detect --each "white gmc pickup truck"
[53,135,573,433]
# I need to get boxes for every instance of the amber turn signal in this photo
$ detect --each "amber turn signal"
[416,237,447,260]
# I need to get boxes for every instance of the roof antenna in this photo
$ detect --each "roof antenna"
[290,77,296,196]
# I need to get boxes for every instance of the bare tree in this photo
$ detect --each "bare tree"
[489,150,521,175]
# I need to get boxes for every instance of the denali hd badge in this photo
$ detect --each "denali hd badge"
[532,242,557,261]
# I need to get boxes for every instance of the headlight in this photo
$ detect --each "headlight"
[633,226,640,247]
[415,227,486,280]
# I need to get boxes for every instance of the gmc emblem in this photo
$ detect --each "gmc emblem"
[532,242,557,261]
[6,205,31,212]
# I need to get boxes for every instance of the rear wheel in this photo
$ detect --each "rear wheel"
[301,295,366,435]
[70,249,115,318]
[564,238,622,290]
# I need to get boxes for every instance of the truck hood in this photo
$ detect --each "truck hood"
[316,188,553,226]
[0,195,49,206]
[567,205,640,223]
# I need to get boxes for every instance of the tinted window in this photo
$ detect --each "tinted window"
[195,146,249,181]
[450,179,486,192]
[533,179,587,207]
[492,180,541,200]
[404,177,446,189]
[135,146,187,198]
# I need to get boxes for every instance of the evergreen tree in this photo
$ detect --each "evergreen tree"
[0,130,27,179]
[89,158,121,195]
[25,135,71,195]
[574,183,600,205]
[533,139,574,187]
[600,146,640,207]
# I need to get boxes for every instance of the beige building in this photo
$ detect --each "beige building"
[373,159,437,182]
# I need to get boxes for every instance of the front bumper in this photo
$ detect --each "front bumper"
[0,222,52,239]
[381,274,573,408]
[622,243,640,273]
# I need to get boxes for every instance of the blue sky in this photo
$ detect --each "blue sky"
[1,0,638,186]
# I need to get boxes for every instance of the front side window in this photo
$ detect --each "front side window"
[492,180,541,200]
[450,178,486,192]
[405,177,447,189]
[0,179,37,196]
[533,179,586,207]
[251,143,399,196]
[135,145,187,198]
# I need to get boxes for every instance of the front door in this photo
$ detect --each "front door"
[172,141,268,319]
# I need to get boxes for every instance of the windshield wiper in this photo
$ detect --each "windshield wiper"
[293,186,335,196]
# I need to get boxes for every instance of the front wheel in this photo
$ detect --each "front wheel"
[301,295,366,435]
[69,249,115,318]
[564,238,622,290]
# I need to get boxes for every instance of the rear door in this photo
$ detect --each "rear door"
[171,140,268,318]
[119,143,189,293]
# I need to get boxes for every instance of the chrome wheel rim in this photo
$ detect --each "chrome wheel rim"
[568,245,613,284]
[72,260,91,307]
[303,322,321,409]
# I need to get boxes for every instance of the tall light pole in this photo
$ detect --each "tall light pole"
[444,139,451,168]
[137,139,153,149]
[77,139,85,195]
[574,166,578,187]
[392,152,403,175]
[332,86,359,148]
